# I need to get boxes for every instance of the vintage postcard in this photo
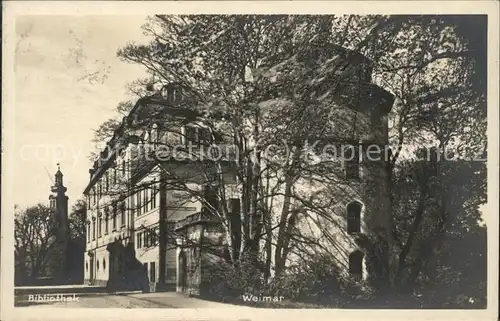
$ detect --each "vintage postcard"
[1,1,499,321]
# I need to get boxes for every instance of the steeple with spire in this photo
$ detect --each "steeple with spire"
[48,163,70,281]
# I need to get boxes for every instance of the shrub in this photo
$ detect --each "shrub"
[267,253,360,304]
[200,257,265,301]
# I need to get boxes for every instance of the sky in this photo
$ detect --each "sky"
[14,15,150,210]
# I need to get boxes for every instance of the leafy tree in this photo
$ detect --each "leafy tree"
[69,198,87,241]
[14,204,58,282]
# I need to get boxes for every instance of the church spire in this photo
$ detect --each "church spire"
[55,163,64,186]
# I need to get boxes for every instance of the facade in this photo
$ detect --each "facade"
[281,45,395,283]
[83,45,394,293]
[83,84,236,292]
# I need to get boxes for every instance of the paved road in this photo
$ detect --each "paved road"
[17,292,248,309]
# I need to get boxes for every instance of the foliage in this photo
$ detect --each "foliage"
[201,257,265,300]
[69,198,87,241]
[14,204,58,281]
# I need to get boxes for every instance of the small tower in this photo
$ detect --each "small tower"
[48,163,70,281]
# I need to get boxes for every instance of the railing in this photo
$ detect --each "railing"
[174,211,221,230]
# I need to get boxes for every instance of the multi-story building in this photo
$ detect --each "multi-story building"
[83,44,394,293]
[83,83,236,292]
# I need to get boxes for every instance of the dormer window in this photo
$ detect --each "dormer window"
[161,84,183,104]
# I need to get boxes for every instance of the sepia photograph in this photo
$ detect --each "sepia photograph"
[1,2,499,321]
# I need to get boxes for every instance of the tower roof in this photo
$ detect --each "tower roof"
[55,163,64,186]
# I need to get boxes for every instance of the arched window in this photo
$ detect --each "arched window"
[349,250,364,280]
[85,261,88,271]
[97,259,100,271]
[103,258,106,271]
[347,201,362,234]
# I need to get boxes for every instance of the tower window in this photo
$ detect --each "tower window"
[87,223,91,243]
[349,251,364,280]
[92,221,96,240]
[347,202,362,234]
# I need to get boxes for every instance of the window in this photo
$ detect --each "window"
[122,159,126,175]
[150,227,158,246]
[98,215,102,237]
[105,210,109,234]
[103,258,106,271]
[137,191,142,216]
[92,220,96,240]
[105,173,109,192]
[349,251,364,280]
[150,262,156,283]
[144,230,150,247]
[229,198,240,214]
[143,187,148,212]
[151,184,157,209]
[87,223,91,242]
[198,128,211,145]
[184,126,197,145]
[114,167,117,184]
[137,232,143,248]
[347,202,362,234]
[166,268,177,283]
[112,203,117,230]
[343,145,360,179]
[86,261,88,271]
[120,202,126,227]
[97,259,100,271]
[203,185,219,213]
